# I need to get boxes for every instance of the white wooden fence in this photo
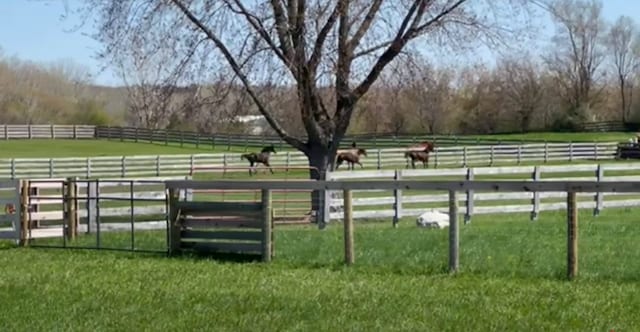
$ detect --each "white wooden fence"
[325,162,640,223]
[0,142,620,179]
[0,125,95,139]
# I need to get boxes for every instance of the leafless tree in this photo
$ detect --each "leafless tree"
[544,0,607,125]
[74,0,538,167]
[402,58,454,134]
[70,0,540,216]
[455,65,505,134]
[498,55,545,132]
[605,15,640,122]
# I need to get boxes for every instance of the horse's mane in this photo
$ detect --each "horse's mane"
[260,146,276,153]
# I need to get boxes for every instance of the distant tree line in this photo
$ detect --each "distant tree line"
[3,0,640,137]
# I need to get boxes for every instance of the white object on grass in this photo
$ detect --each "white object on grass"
[416,210,450,228]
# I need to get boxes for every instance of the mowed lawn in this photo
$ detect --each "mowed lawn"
[0,139,249,158]
[1,208,639,331]
[0,130,632,159]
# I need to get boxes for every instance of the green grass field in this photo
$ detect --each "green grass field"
[1,209,640,330]
[1,136,639,330]
[0,139,250,158]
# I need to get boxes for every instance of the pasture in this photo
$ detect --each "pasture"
[0,139,248,157]
[1,209,640,330]
[1,136,640,330]
[0,129,631,159]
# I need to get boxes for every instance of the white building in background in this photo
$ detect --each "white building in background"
[233,115,269,135]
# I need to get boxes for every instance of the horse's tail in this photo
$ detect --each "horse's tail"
[241,153,251,161]
[404,151,411,158]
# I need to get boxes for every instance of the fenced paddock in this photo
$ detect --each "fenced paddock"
[325,162,640,224]
[165,178,640,280]
[0,141,621,179]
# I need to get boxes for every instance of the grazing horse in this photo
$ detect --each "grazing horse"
[404,141,435,169]
[241,145,277,175]
[336,148,367,170]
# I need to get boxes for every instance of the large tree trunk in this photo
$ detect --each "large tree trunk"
[305,141,334,227]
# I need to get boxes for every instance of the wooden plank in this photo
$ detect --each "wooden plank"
[181,229,262,241]
[175,201,262,215]
[180,241,263,254]
[182,217,262,229]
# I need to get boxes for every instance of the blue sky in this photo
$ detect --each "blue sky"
[1,0,638,87]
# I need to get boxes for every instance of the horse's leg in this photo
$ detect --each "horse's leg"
[265,161,274,174]
[411,158,416,169]
[248,161,254,176]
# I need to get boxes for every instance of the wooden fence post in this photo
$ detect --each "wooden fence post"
[65,177,78,240]
[168,188,182,255]
[393,170,402,228]
[567,191,578,280]
[449,190,459,273]
[87,181,98,234]
[343,189,354,265]
[531,166,540,221]
[434,148,439,168]
[594,164,603,216]
[517,145,522,164]
[569,142,573,162]
[377,150,382,169]
[489,145,494,166]
[462,146,467,167]
[19,180,29,246]
[285,152,291,172]
[121,156,126,177]
[464,168,474,224]
[544,142,548,163]
[262,189,273,262]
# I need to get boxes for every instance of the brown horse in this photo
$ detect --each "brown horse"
[336,148,367,170]
[241,145,277,175]
[404,141,435,169]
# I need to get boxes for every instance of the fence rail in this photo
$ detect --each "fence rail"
[325,162,640,224]
[96,126,583,149]
[0,125,95,139]
[0,142,620,179]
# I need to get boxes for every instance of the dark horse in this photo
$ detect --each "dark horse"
[336,148,367,170]
[404,141,435,169]
[241,145,277,175]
